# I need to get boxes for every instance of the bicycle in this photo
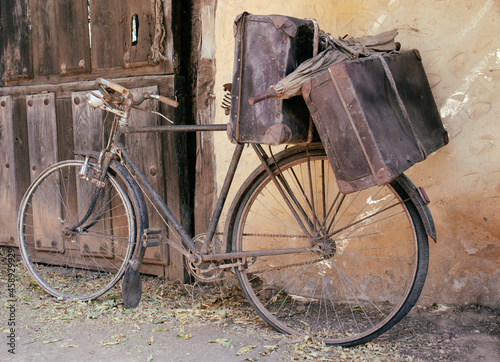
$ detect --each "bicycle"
[17,77,434,346]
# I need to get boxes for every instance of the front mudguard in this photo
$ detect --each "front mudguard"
[74,150,149,254]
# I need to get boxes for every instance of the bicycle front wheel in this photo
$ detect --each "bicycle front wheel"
[17,159,136,300]
[227,144,429,346]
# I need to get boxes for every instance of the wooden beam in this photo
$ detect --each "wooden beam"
[0,96,18,245]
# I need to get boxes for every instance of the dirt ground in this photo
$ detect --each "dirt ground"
[1,249,499,361]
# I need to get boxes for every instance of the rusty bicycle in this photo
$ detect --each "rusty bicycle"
[17,77,433,346]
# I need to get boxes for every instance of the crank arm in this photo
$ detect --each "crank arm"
[160,235,193,259]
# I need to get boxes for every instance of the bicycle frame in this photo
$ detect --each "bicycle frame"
[100,123,315,266]
[117,123,237,260]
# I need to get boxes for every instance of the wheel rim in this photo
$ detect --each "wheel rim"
[18,160,135,300]
[233,150,426,345]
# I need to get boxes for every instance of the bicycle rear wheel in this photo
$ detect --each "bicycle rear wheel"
[17,159,136,300]
[226,144,429,346]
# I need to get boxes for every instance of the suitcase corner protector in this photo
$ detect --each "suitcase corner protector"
[301,80,312,98]
[375,166,396,186]
[337,179,355,194]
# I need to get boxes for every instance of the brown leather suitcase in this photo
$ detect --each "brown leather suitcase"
[302,50,448,193]
[228,13,315,145]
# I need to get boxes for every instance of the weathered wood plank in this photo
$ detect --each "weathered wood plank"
[0,0,32,84]
[55,0,91,76]
[160,79,191,282]
[26,93,58,177]
[163,0,177,74]
[30,0,59,76]
[0,75,176,99]
[12,98,30,211]
[127,86,166,265]
[194,57,217,236]
[89,0,128,70]
[0,96,18,245]
[26,93,61,251]
[72,91,104,153]
[3,65,174,88]
[30,0,91,77]
[56,98,76,163]
[72,91,113,257]
[125,2,156,67]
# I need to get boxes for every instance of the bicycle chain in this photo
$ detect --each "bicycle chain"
[247,256,323,276]
[242,233,308,239]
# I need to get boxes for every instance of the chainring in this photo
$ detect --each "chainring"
[186,233,225,282]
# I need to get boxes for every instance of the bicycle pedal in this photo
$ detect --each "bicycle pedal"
[144,240,160,248]
[142,228,162,248]
[144,228,162,235]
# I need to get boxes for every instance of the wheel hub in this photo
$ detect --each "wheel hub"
[315,236,337,259]
[61,226,80,244]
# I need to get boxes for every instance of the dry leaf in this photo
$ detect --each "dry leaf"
[152,328,169,332]
[101,335,127,346]
[237,345,256,355]
[209,338,234,348]
[43,339,62,344]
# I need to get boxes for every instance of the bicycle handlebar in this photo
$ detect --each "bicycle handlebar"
[95,78,178,108]
[146,94,179,108]
[97,78,130,96]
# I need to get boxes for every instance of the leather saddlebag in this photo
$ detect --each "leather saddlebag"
[302,50,448,193]
[228,13,315,145]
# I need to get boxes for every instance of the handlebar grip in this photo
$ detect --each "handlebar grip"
[96,78,130,96]
[149,94,179,108]
[248,88,277,105]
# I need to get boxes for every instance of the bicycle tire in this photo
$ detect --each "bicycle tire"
[226,144,429,346]
[17,159,136,300]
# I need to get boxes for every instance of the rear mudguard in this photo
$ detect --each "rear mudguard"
[396,173,437,242]
[74,150,149,255]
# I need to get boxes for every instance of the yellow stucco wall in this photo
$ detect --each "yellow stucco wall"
[211,0,500,306]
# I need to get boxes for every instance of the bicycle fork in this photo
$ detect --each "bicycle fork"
[67,151,115,234]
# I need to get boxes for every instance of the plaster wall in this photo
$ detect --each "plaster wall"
[211,0,500,307]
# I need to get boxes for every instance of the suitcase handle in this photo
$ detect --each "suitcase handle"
[248,88,277,105]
